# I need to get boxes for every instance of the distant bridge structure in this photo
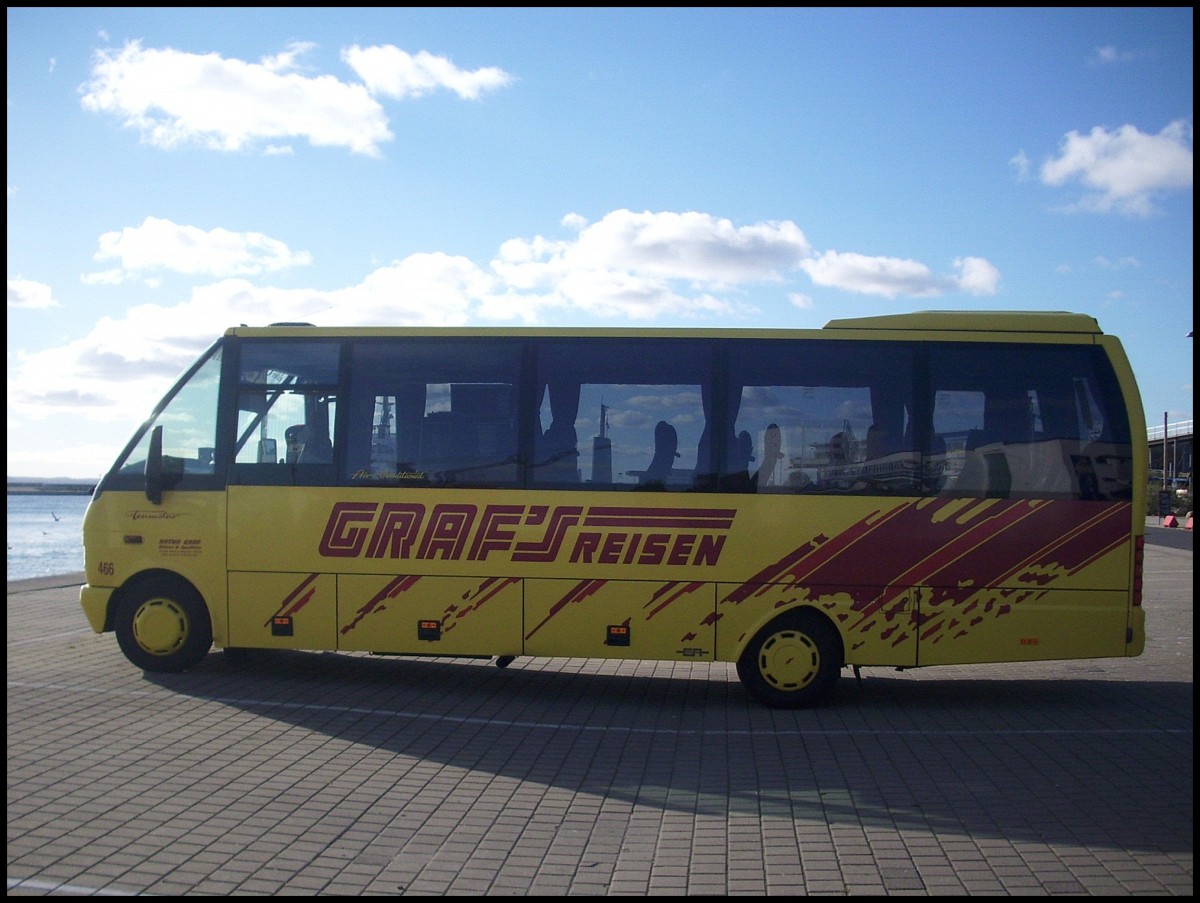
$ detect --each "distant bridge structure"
[1148,419,1193,491]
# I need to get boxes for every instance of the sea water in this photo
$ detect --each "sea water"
[6,493,90,581]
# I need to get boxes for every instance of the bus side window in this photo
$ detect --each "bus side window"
[295,393,335,465]
[535,338,710,490]
[639,421,680,488]
[753,424,784,489]
[232,340,341,482]
[297,428,333,464]
[416,383,518,484]
[534,380,582,483]
[285,425,308,464]
[927,343,1133,500]
[344,340,522,487]
[727,338,917,495]
[353,386,426,479]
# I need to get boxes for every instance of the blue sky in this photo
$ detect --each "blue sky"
[7,8,1193,479]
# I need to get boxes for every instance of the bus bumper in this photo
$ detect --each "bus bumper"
[80,585,114,633]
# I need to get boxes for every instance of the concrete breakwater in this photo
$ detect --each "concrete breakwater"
[7,481,96,495]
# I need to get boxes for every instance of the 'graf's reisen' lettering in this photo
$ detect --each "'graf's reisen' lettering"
[318,502,734,567]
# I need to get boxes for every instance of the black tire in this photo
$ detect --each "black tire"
[114,576,213,673]
[495,655,516,669]
[736,610,842,709]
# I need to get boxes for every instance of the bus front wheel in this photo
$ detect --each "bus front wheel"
[736,610,842,709]
[114,577,213,673]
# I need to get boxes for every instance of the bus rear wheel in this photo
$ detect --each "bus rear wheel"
[114,577,212,673]
[736,610,842,709]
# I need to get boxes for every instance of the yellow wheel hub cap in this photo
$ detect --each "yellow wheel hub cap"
[132,599,189,656]
[758,629,819,690]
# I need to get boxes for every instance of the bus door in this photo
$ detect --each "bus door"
[324,339,529,657]
[226,339,342,651]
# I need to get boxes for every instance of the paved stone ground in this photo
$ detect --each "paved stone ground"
[6,534,1192,896]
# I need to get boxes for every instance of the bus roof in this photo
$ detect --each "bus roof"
[223,310,1104,339]
[822,310,1102,334]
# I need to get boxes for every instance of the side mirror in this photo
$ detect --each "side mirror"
[144,426,185,504]
[146,425,165,504]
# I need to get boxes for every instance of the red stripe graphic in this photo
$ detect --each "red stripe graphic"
[643,581,706,620]
[446,577,521,633]
[265,572,322,626]
[340,574,422,635]
[525,579,607,640]
[716,499,1131,650]
[583,506,736,529]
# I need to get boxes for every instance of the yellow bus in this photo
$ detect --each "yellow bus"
[79,311,1147,708]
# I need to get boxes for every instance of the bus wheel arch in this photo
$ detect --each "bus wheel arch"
[736,608,843,709]
[113,572,213,673]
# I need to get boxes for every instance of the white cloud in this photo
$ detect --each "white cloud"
[1090,45,1135,66]
[1009,150,1031,181]
[1093,255,1141,269]
[7,314,216,425]
[87,216,313,283]
[7,278,58,309]
[798,250,999,298]
[577,210,810,283]
[261,42,316,74]
[491,210,811,318]
[79,41,515,158]
[8,209,1001,440]
[952,257,1002,296]
[327,253,495,326]
[80,40,393,156]
[6,266,490,427]
[487,210,812,319]
[342,45,514,100]
[80,269,126,286]
[1040,121,1193,215]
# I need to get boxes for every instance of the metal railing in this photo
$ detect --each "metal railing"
[1147,419,1193,442]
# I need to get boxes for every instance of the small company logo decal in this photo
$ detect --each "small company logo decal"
[158,538,202,557]
[127,510,183,521]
